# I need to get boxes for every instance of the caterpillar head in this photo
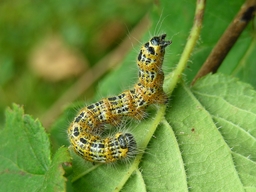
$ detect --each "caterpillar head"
[118,132,137,158]
[150,34,172,50]
[138,34,171,68]
[146,34,171,55]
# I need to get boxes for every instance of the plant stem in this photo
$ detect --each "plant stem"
[191,0,256,85]
[164,0,205,93]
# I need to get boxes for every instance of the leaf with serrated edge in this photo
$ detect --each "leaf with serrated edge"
[0,104,71,191]
[71,74,256,192]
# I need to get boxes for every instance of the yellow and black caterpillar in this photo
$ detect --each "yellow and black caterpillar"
[68,34,171,163]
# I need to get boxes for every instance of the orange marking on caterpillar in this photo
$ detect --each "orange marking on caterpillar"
[68,34,171,163]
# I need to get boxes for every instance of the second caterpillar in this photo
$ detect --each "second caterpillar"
[68,34,171,163]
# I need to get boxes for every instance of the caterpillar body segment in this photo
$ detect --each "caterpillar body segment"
[69,130,136,163]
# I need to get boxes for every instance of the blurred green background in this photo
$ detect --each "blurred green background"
[1,0,255,147]
[0,0,152,127]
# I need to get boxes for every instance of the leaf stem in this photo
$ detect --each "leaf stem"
[165,0,205,93]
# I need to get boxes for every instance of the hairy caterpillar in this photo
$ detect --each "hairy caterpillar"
[68,34,171,163]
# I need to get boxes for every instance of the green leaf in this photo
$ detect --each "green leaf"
[166,74,256,191]
[0,104,71,191]
[70,74,256,192]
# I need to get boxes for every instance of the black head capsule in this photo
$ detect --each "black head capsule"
[150,34,172,48]
[119,133,137,158]
[118,133,137,150]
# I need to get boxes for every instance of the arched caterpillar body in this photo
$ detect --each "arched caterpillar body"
[68,34,171,163]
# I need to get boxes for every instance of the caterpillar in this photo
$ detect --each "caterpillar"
[68,34,171,163]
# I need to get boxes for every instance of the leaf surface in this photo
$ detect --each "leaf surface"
[70,74,256,192]
[0,104,71,192]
